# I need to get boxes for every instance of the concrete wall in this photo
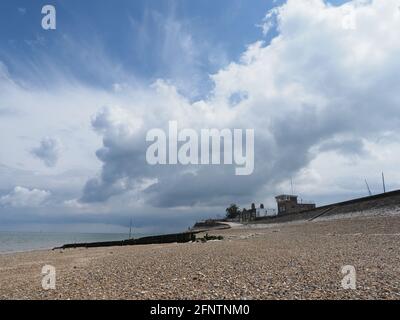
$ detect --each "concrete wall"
[255,190,400,225]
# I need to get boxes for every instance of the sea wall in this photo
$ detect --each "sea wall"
[254,190,400,224]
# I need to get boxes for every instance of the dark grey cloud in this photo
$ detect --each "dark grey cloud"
[30,137,61,167]
[319,138,366,156]
[0,202,212,234]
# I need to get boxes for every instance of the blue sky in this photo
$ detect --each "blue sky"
[0,0,349,94]
[1,0,284,94]
[1,0,400,234]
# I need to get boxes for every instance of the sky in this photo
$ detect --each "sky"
[1,0,400,234]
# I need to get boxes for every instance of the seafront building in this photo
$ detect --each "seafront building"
[275,195,316,215]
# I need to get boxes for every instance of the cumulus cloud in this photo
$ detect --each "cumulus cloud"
[0,186,51,207]
[79,0,400,208]
[31,137,61,167]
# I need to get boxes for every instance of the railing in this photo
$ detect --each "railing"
[298,200,315,205]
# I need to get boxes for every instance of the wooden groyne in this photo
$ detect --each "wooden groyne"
[190,220,231,232]
[54,231,197,250]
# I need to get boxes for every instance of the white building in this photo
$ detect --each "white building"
[256,204,278,218]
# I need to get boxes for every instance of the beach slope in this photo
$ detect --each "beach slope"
[1,213,400,300]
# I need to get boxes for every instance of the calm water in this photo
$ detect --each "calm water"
[0,231,133,254]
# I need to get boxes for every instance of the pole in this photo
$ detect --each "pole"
[291,178,294,195]
[382,172,386,193]
[365,179,372,196]
[129,218,132,239]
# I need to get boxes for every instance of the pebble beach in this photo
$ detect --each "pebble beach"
[1,212,400,300]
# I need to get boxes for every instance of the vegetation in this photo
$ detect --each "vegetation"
[225,204,240,219]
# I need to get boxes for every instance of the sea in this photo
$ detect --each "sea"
[0,231,134,254]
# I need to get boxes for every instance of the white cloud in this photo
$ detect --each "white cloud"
[0,186,51,207]
[259,7,280,36]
